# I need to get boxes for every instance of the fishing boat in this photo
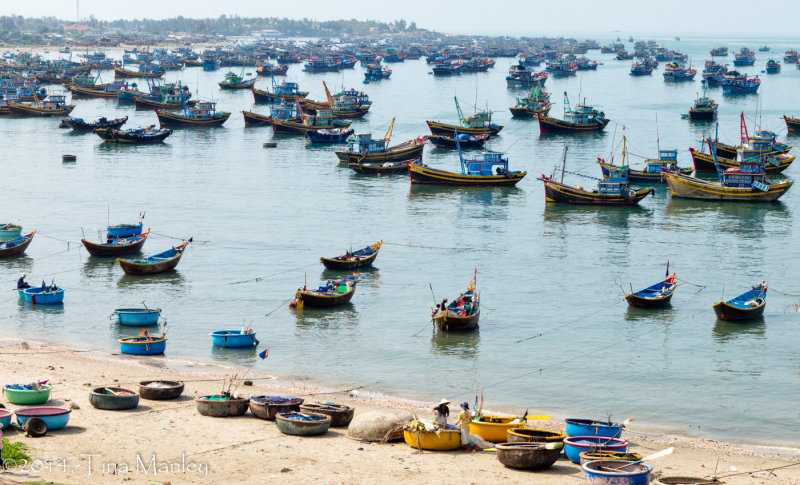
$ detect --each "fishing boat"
[23,286,65,304]
[701,113,792,161]
[334,119,425,163]
[506,63,549,87]
[759,45,770,52]
[320,241,382,270]
[116,240,190,275]
[545,58,578,77]
[409,147,525,186]
[156,102,231,127]
[306,128,354,143]
[69,80,127,98]
[348,157,420,175]
[95,126,173,143]
[721,74,760,94]
[210,329,258,348]
[426,133,489,149]
[539,147,654,204]
[119,333,167,355]
[629,59,654,76]
[599,146,693,184]
[0,231,35,258]
[713,282,767,321]
[784,50,798,63]
[662,62,697,81]
[509,83,552,118]
[710,47,728,57]
[690,135,794,174]
[733,47,756,66]
[113,306,161,326]
[271,109,353,135]
[666,127,794,202]
[106,220,143,238]
[766,59,781,74]
[701,60,728,85]
[364,63,392,81]
[0,223,22,239]
[249,396,304,420]
[113,64,165,78]
[290,274,358,309]
[537,92,609,133]
[432,60,464,76]
[81,230,150,256]
[624,273,678,308]
[243,102,299,127]
[251,80,308,103]
[217,69,257,89]
[687,93,718,120]
[432,274,480,331]
[255,63,289,76]
[62,115,128,131]
[8,94,75,117]
[784,115,800,133]
[426,97,503,136]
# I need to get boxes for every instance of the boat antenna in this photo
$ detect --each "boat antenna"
[560,145,568,184]
[655,112,660,153]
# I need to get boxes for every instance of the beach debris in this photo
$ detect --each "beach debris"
[346,410,413,442]
[69,402,80,410]
[20,342,29,349]
[280,468,291,473]
[243,380,253,386]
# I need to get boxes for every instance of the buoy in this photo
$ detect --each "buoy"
[62,154,77,162]
[377,172,381,177]
[263,142,277,148]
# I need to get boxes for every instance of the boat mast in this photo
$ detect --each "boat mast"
[711,123,724,181]
[383,117,395,149]
[455,129,466,174]
[454,96,465,125]
[560,145,568,183]
[739,111,749,145]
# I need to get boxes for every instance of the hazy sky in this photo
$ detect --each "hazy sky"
[8,1,800,36]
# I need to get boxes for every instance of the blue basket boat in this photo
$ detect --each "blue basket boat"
[210,330,258,348]
[119,335,167,355]
[114,307,161,326]
[563,436,629,464]
[583,460,653,485]
[23,286,65,304]
[0,408,12,430]
[107,222,143,238]
[565,418,626,438]
[0,223,22,240]
[15,407,71,431]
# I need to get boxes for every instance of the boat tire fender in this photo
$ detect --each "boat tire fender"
[24,417,48,438]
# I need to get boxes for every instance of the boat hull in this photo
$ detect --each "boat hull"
[156,110,231,127]
[24,287,64,304]
[540,178,653,205]
[296,287,356,307]
[271,118,352,135]
[665,172,793,202]
[0,232,34,258]
[624,290,674,307]
[426,120,503,136]
[335,140,424,163]
[713,300,766,321]
[599,162,693,183]
[509,106,551,118]
[403,429,461,451]
[115,308,161,326]
[426,134,489,148]
[210,330,258,348]
[689,148,793,173]
[409,164,526,186]
[89,387,140,410]
[95,128,172,143]
[784,116,800,133]
[434,309,480,331]
[8,102,75,117]
[275,412,331,436]
[537,114,609,133]
[688,109,717,120]
[242,110,276,126]
[320,249,380,270]
[117,249,185,275]
[119,337,167,355]
[82,231,148,256]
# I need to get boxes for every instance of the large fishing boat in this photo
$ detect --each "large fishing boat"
[721,74,760,95]
[271,109,352,135]
[505,63,548,87]
[709,47,728,57]
[217,69,256,89]
[113,64,165,78]
[687,92,718,120]
[663,62,696,81]
[426,97,503,136]
[784,115,800,133]
[733,47,756,66]
[766,59,781,74]
[509,83,552,118]
[537,91,609,133]
[334,118,424,164]
[95,126,173,143]
[156,102,231,127]
[252,79,308,103]
[8,94,74,117]
[364,63,392,81]
[599,141,692,184]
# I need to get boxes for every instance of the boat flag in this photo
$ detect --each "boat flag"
[259,348,269,359]
[665,260,670,277]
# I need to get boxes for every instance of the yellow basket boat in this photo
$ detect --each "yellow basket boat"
[471,415,550,442]
[403,429,461,451]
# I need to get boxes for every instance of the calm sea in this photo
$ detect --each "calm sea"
[1,33,799,447]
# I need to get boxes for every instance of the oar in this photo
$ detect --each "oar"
[602,447,675,473]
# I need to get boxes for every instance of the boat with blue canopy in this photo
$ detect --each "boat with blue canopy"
[320,241,382,270]
[598,139,692,183]
[334,118,425,163]
[117,240,190,275]
[156,102,230,127]
[537,92,608,133]
[252,79,308,103]
[625,273,677,308]
[0,231,35,258]
[713,282,767,321]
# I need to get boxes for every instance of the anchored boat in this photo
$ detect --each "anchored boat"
[624,273,678,308]
[290,274,358,308]
[427,97,503,136]
[320,241,382,270]
[537,91,609,133]
[334,118,425,164]
[117,240,190,275]
[713,283,767,321]
[0,231,35,258]
[431,274,480,331]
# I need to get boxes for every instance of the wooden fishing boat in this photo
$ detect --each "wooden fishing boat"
[307,128,354,143]
[275,412,331,436]
[427,97,503,136]
[251,80,308,103]
[349,157,420,175]
[364,63,392,81]
[690,148,794,174]
[0,231,35,258]
[334,119,425,163]
[138,380,184,400]
[116,241,190,275]
[320,241,382,270]
[81,230,149,256]
[95,126,173,143]
[314,83,372,119]
[62,116,128,132]
[156,102,230,127]
[410,148,525,186]
[290,274,358,308]
[114,65,164,78]
[271,110,352,135]
[537,92,609,133]
[195,395,249,416]
[784,115,800,133]
[23,286,65,304]
[426,133,489,149]
[624,274,677,308]
[432,275,480,331]
[8,95,75,117]
[243,103,300,127]
[713,282,767,321]
[249,396,304,420]
[299,403,354,427]
[509,83,552,118]
[599,146,692,183]
[256,63,289,76]
[688,93,718,120]
[119,334,167,355]
[218,70,256,89]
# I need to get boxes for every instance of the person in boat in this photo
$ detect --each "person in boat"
[41,280,46,291]
[433,399,450,428]
[439,299,448,312]
[455,401,474,450]
[17,273,30,289]
[51,281,58,292]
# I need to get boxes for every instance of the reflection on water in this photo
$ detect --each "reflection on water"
[665,198,790,238]
[82,256,122,279]
[210,345,259,365]
[430,329,480,359]
[116,271,187,290]
[294,304,359,331]
[712,319,767,342]
[624,305,677,323]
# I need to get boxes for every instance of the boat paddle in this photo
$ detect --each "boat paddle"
[598,447,675,472]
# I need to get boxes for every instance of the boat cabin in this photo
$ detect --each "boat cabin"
[565,104,605,125]
[270,103,298,120]
[274,81,301,96]
[187,102,217,118]
[720,161,769,190]
[462,151,509,176]
[43,95,68,109]
[597,166,630,194]
[646,149,679,173]
[303,110,339,128]
[463,110,492,128]
[348,133,386,153]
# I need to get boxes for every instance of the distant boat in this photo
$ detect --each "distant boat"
[82,230,149,257]
[117,240,190,275]
[114,64,165,78]
[290,274,358,308]
[252,80,308,103]
[95,126,173,143]
[432,274,479,332]
[625,273,677,308]
[537,91,609,133]
[334,118,425,164]
[8,94,74,117]
[509,83,552,118]
[758,45,770,52]
[62,115,128,132]
[320,241,382,270]
[156,102,231,127]
[0,231,35,258]
[687,92,718,120]
[426,133,489,149]
[218,70,257,89]
[766,59,781,74]
[426,96,503,136]
[733,47,756,66]
[713,283,767,321]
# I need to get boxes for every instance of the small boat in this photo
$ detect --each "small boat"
[713,282,767,321]
[251,80,308,103]
[275,412,331,436]
[134,95,196,110]
[89,387,140,410]
[710,47,728,57]
[624,274,677,308]
[426,97,503,136]
[15,407,71,434]
[629,60,654,76]
[255,63,289,76]
[409,145,526,187]
[320,241,382,270]
[138,380,184,400]
[306,128,354,143]
[507,428,566,443]
[471,415,527,442]
[432,275,480,331]
[759,45,770,52]
[113,306,161,326]
[62,115,128,131]
[107,220,143,238]
[599,140,692,184]
[784,115,800,133]
[210,329,258,348]
[579,450,643,466]
[113,64,165,78]
[348,157,420,175]
[195,395,249,417]
[117,240,190,275]
[688,93,718,120]
[82,230,149,256]
[23,286,65,305]
[95,126,173,143]
[563,436,629,464]
[0,223,22,239]
[662,62,697,81]
[249,395,304,420]
[426,133,489,149]
[0,231,35,258]
[496,442,563,470]
[3,383,52,405]
[733,47,756,66]
[119,334,167,355]
[218,70,256,89]
[537,92,609,133]
[364,63,392,81]
[334,119,425,163]
[509,83,552,118]
[403,426,461,451]
[290,274,358,308]
[582,460,652,484]
[766,59,781,74]
[299,403,354,427]
[722,74,761,95]
[565,418,626,438]
[8,94,75,117]
[156,102,230,127]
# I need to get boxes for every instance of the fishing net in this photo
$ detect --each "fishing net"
[346,410,412,442]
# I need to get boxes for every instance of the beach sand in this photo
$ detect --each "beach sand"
[0,342,798,485]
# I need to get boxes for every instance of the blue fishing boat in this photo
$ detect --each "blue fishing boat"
[107,216,144,238]
[335,119,425,163]
[565,418,626,438]
[662,62,697,81]
[766,59,781,74]
[546,58,578,77]
[733,47,756,66]
[599,145,693,184]
[15,407,71,433]
[117,240,190,275]
[157,102,231,127]
[119,334,167,355]
[624,274,677,307]
[721,74,760,94]
[537,92,609,133]
[629,60,654,76]
[114,306,161,326]
[364,63,392,81]
[210,330,259,348]
[252,79,308,103]
[409,136,526,186]
[23,286,65,305]
[713,282,767,321]
[0,231,35,258]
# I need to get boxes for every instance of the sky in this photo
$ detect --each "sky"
[7,1,800,37]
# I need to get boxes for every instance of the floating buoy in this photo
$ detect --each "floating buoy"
[62,154,77,162]
[263,142,277,148]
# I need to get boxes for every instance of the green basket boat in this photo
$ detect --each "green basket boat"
[4,384,52,405]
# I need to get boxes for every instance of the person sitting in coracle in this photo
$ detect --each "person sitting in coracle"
[17,273,30,289]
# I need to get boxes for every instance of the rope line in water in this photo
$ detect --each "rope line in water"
[383,242,502,252]
[515,300,620,344]
[230,262,319,286]
[35,231,78,245]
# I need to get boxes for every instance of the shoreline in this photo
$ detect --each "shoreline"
[2,334,799,457]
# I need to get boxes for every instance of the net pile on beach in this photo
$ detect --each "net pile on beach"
[346,410,413,442]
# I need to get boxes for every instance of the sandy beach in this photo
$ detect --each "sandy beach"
[0,341,797,485]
